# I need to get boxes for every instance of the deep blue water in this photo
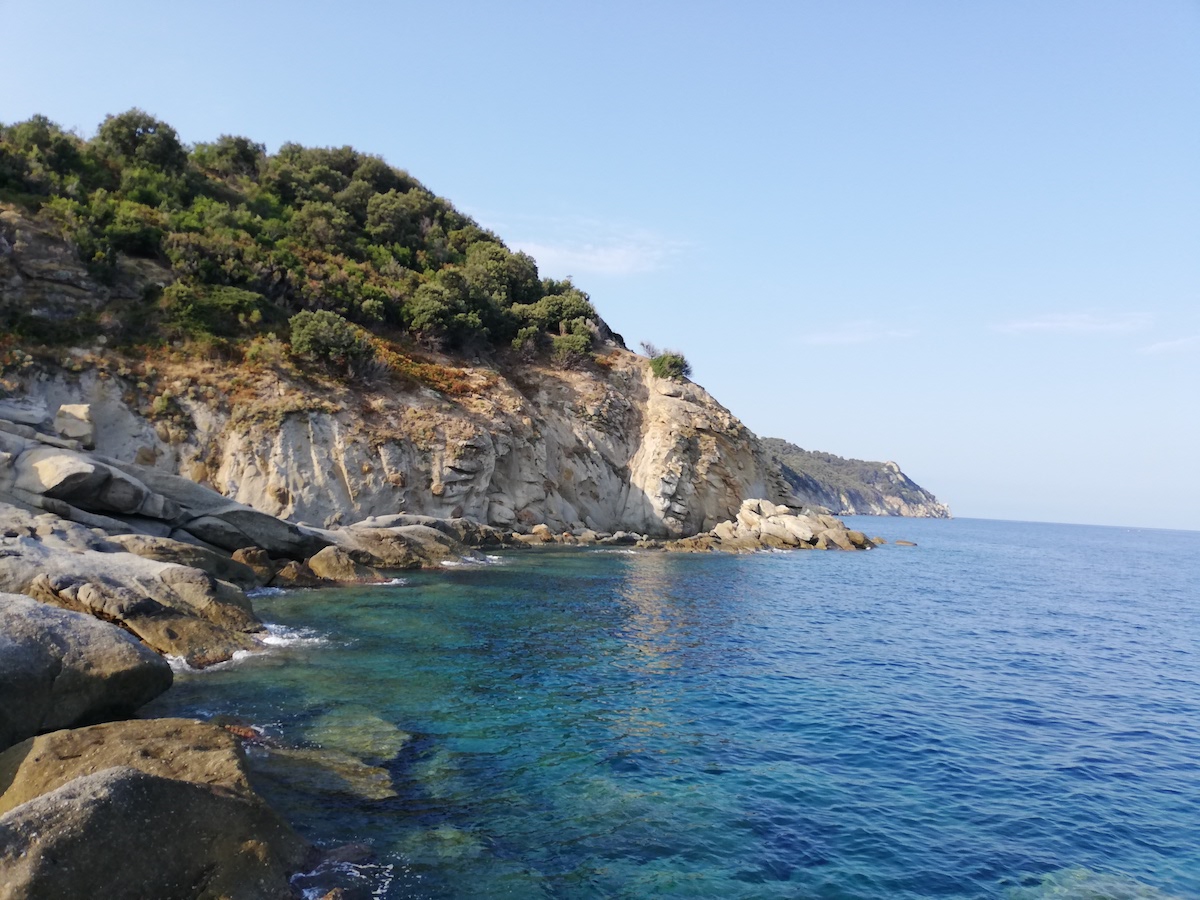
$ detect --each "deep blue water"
[146,518,1200,899]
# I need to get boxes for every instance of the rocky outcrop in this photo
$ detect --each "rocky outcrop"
[0,594,172,751]
[1,198,787,540]
[0,504,267,668]
[0,719,310,900]
[658,499,874,553]
[762,438,951,518]
[3,351,783,540]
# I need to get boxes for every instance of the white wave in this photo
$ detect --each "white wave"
[259,622,330,648]
[440,554,506,568]
[166,649,257,674]
[246,586,287,599]
[378,577,408,586]
[292,860,397,900]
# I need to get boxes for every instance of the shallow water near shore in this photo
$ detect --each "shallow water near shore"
[145,518,1200,899]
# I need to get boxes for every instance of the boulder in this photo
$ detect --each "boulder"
[53,403,94,447]
[779,515,816,544]
[26,575,262,670]
[233,546,278,583]
[182,504,329,559]
[0,593,172,751]
[13,447,152,516]
[332,523,468,569]
[306,546,385,583]
[819,528,855,551]
[108,533,261,590]
[0,718,253,816]
[0,765,309,900]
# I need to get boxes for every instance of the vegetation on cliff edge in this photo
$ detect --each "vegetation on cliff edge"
[0,110,619,370]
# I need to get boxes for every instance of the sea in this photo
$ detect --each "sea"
[144,517,1200,899]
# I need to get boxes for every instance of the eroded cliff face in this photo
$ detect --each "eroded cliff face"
[4,354,785,538]
[0,203,786,535]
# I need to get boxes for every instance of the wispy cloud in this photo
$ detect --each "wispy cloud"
[994,312,1153,335]
[464,209,685,278]
[1139,334,1200,355]
[511,236,680,277]
[798,322,919,346]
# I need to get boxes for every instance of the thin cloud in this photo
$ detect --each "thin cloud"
[995,312,1153,335]
[465,209,685,278]
[512,236,679,277]
[798,323,919,346]
[1139,334,1200,355]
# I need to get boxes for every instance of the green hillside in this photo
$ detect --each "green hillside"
[0,110,614,370]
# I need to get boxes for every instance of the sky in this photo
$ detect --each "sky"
[4,1,1198,530]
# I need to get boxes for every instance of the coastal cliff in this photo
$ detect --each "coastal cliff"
[762,437,951,518]
[0,199,787,539]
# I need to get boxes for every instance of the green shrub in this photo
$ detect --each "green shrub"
[550,331,592,368]
[649,351,691,380]
[289,309,372,367]
[161,283,268,338]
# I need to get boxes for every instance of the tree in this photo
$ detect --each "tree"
[288,200,355,251]
[366,188,431,247]
[96,109,188,173]
[191,135,265,177]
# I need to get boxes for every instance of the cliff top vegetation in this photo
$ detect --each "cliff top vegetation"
[0,110,621,374]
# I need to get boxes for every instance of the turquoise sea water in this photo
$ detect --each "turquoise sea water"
[145,518,1200,899]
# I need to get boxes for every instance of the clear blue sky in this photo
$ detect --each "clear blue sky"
[5,1,1198,530]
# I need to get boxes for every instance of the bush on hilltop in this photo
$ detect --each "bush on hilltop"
[0,109,618,370]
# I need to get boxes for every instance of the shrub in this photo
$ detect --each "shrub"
[649,350,691,380]
[550,331,592,368]
[289,309,372,368]
[161,283,268,338]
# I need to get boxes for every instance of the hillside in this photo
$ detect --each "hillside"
[0,110,789,537]
[762,437,950,518]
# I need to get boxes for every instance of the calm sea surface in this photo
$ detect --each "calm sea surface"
[146,518,1200,899]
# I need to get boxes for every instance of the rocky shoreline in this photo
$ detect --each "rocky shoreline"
[0,406,877,897]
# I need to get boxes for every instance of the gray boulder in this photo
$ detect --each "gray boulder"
[0,593,171,751]
[107,533,260,590]
[0,765,308,900]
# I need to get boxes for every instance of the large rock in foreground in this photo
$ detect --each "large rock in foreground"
[0,594,171,752]
[0,764,308,900]
[0,718,310,899]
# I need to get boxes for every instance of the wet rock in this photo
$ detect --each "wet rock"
[250,745,397,801]
[270,560,325,588]
[299,706,411,763]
